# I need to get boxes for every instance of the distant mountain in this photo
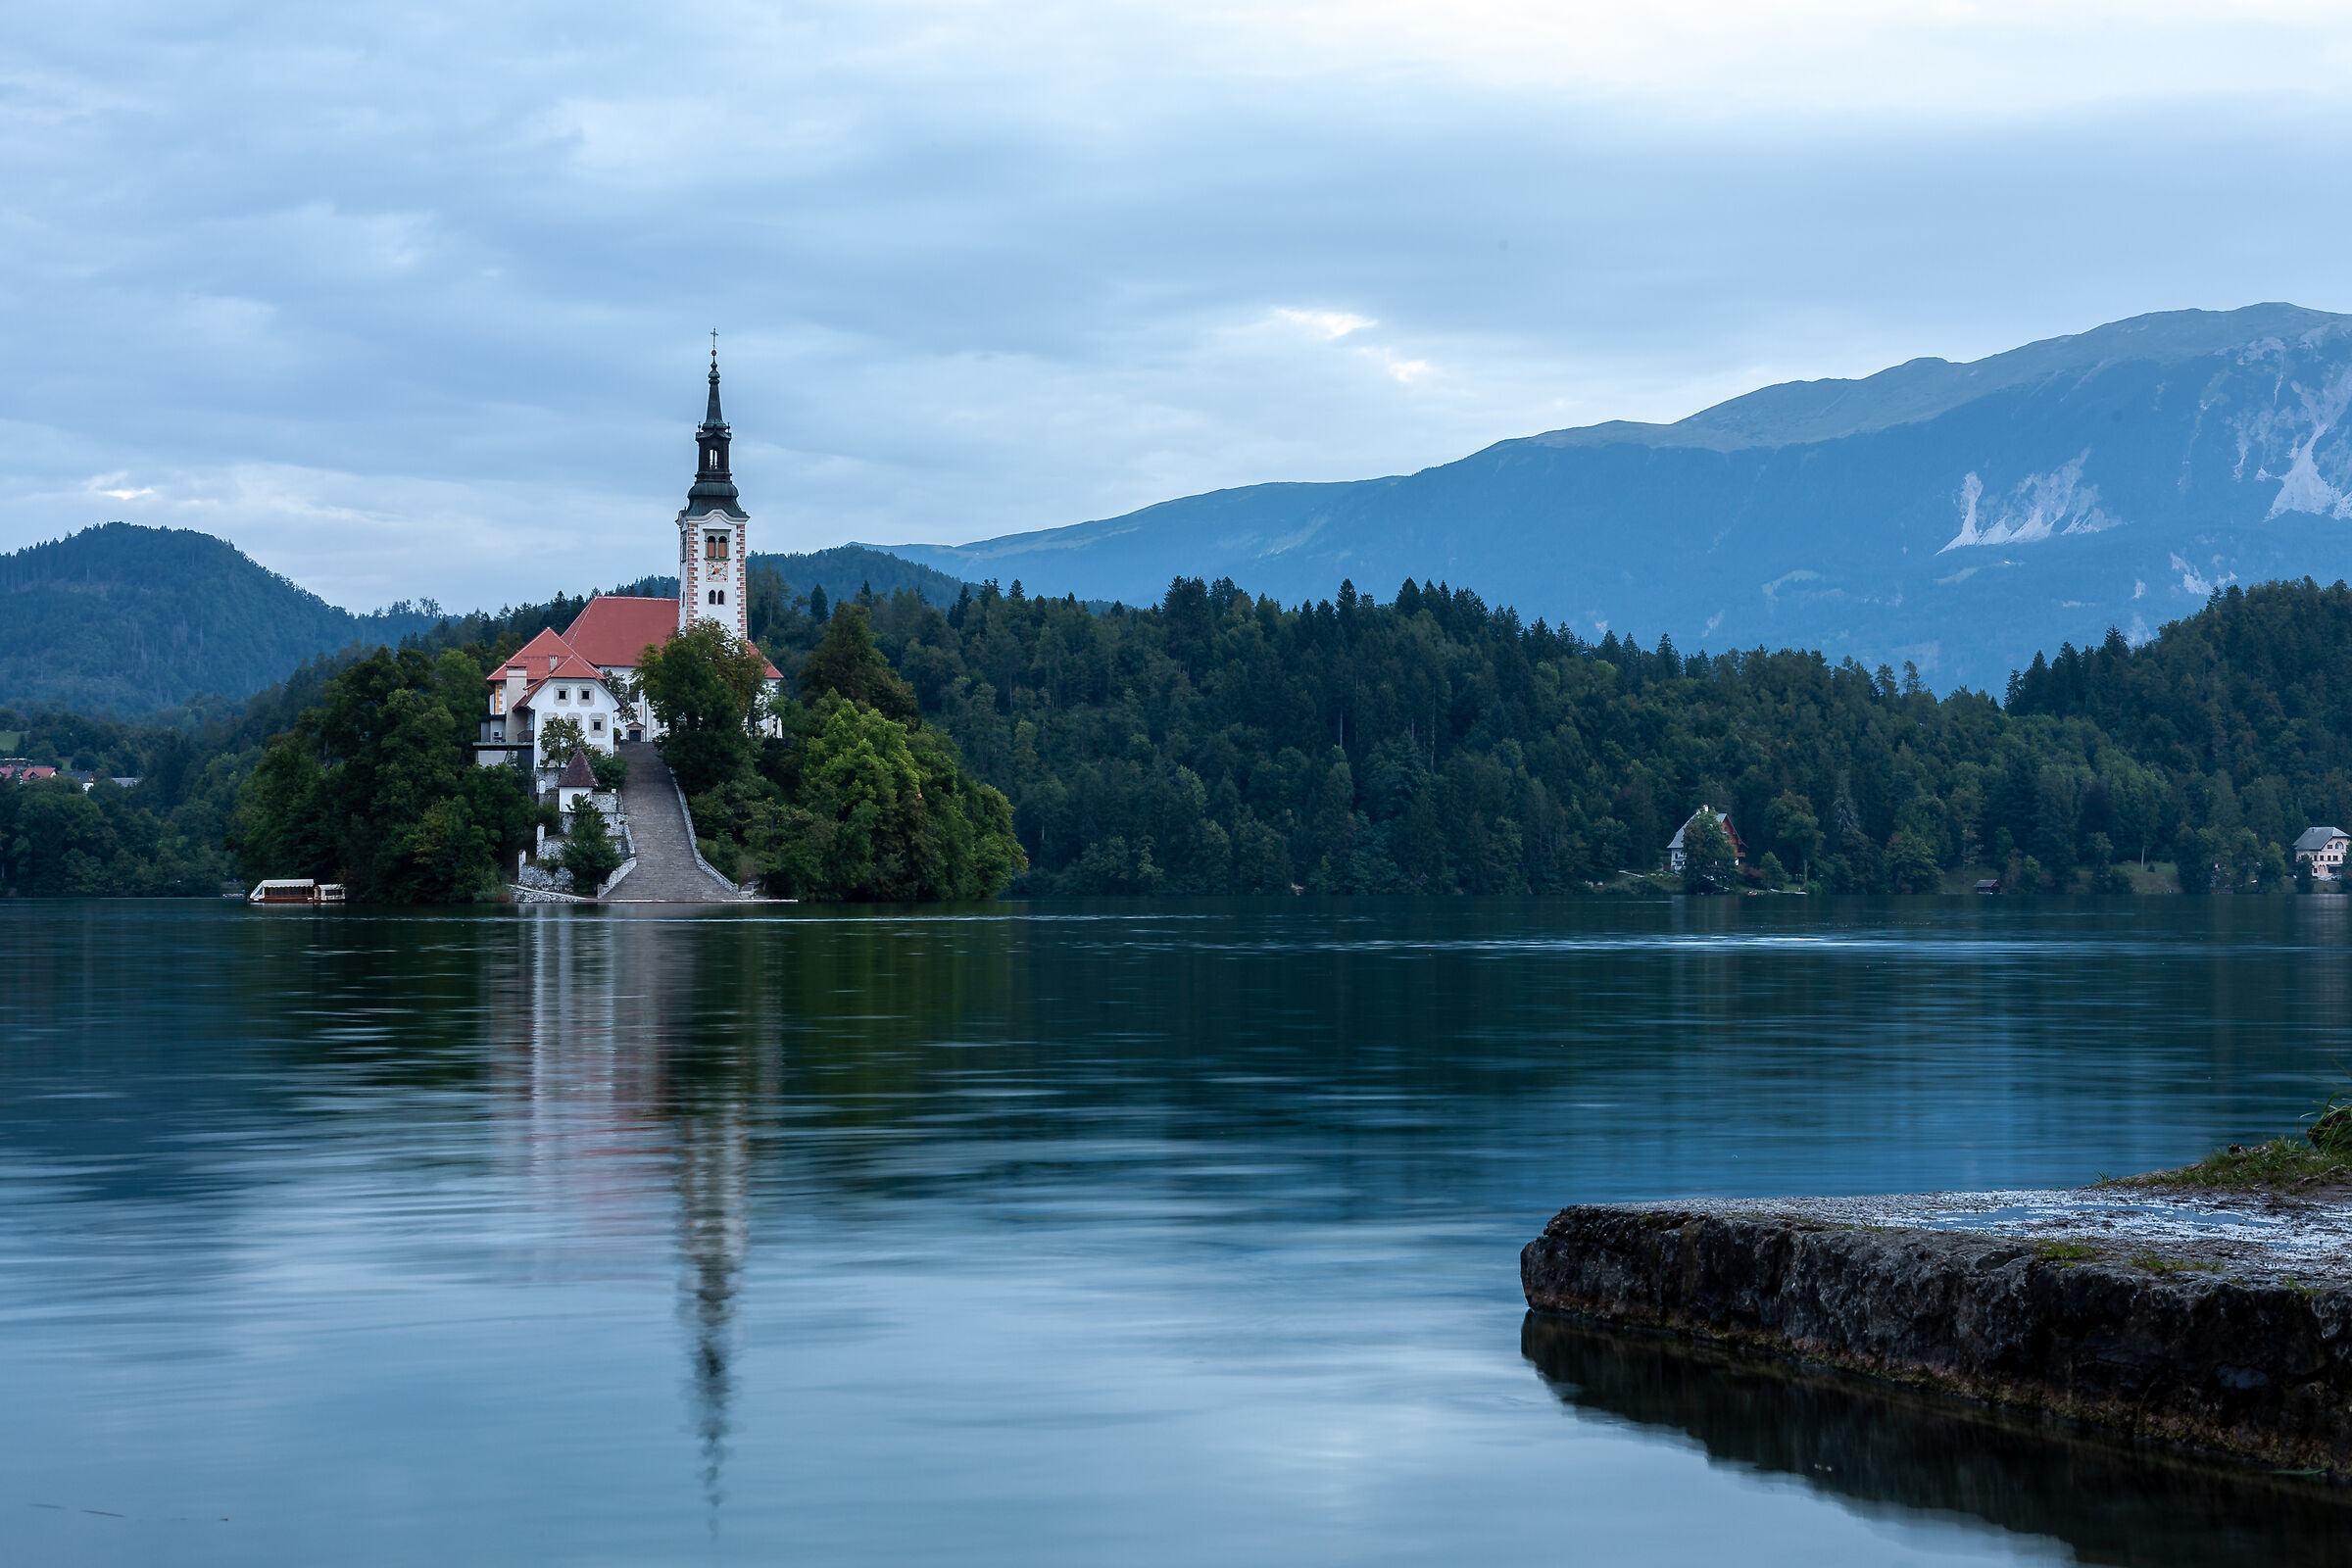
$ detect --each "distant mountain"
[0,523,442,716]
[877,304,2352,690]
[613,543,973,609]
[1,527,971,721]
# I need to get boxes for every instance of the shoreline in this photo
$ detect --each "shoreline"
[1521,1189,2352,1475]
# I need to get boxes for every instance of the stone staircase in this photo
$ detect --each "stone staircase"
[604,741,754,903]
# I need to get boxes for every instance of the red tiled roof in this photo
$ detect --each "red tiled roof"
[519,654,612,707]
[490,625,588,684]
[563,596,679,670]
[557,751,598,789]
[563,594,781,678]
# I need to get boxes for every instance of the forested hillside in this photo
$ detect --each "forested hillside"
[0,592,593,896]
[612,544,971,615]
[10,563,2352,899]
[752,574,2352,896]
[0,523,445,714]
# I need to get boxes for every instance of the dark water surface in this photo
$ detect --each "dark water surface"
[7,897,2352,1565]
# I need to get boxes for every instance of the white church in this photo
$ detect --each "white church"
[474,349,783,779]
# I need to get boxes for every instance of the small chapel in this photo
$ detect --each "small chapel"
[473,349,783,779]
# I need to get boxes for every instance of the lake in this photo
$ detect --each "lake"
[6,897,2351,1564]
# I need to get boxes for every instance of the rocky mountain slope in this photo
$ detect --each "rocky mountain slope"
[881,304,2352,690]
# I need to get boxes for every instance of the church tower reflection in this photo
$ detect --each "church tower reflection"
[484,909,760,1520]
[673,1057,751,1514]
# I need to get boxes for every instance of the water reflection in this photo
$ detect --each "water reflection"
[1522,1314,2346,1566]
[486,909,757,1519]
[12,898,2352,1564]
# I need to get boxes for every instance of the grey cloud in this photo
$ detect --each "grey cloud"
[5,5,2352,608]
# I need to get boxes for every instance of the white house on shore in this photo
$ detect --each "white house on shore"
[473,348,781,786]
[2293,825,2349,880]
[1666,806,1745,873]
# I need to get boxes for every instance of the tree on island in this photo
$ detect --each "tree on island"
[635,619,769,794]
[665,604,1023,901]
[538,714,589,769]
[561,798,623,893]
[796,603,918,721]
[236,647,543,901]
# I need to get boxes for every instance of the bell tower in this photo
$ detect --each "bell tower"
[678,334,749,640]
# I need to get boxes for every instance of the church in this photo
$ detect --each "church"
[474,350,783,776]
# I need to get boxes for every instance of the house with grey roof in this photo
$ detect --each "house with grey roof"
[1666,806,1745,873]
[554,751,600,819]
[2293,825,2349,880]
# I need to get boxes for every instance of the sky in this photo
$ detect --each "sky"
[10,0,2352,611]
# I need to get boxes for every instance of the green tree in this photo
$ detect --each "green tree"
[1886,829,1942,893]
[562,799,624,892]
[797,604,918,721]
[748,697,1022,901]
[2082,832,2132,894]
[1679,809,1738,894]
[538,714,588,769]
[1765,791,1824,879]
[234,646,538,902]
[638,619,768,794]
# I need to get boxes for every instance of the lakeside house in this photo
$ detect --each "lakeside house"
[2293,826,2349,880]
[1666,806,1745,873]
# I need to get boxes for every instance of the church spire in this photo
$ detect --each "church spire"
[685,333,743,518]
[703,330,726,430]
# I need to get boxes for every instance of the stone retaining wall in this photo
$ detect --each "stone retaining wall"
[1522,1203,2352,1472]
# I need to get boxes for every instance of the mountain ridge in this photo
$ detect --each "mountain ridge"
[876,303,2352,688]
[0,523,445,717]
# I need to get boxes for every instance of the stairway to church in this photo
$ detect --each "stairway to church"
[606,741,754,903]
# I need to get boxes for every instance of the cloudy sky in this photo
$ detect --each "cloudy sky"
[9,0,2352,610]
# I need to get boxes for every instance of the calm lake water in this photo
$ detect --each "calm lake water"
[7,897,2352,1565]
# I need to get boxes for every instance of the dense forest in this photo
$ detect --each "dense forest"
[748,575,2195,895]
[10,566,2352,899]
[0,523,448,716]
[0,596,591,896]
[646,613,1024,901]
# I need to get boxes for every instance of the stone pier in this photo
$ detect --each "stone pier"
[1522,1190,2352,1473]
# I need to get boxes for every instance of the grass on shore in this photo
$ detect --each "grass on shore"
[2108,1097,2352,1192]
[2108,1138,2349,1191]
